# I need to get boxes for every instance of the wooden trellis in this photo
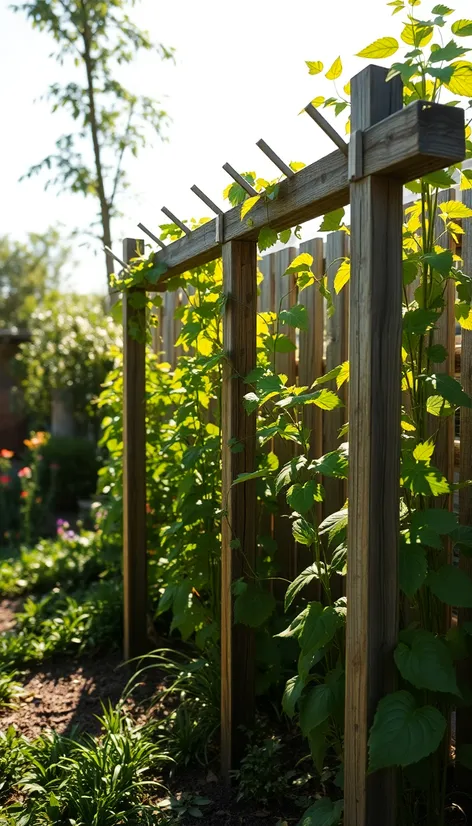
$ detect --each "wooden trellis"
[119,65,465,824]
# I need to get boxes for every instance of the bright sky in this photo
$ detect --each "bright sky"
[0,0,470,293]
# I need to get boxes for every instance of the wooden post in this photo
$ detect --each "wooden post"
[221,239,258,779]
[122,237,148,660]
[299,238,324,462]
[457,190,472,768]
[345,66,403,826]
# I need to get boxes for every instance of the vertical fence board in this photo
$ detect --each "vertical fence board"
[323,231,348,519]
[273,247,298,586]
[299,238,324,460]
[122,238,148,660]
[257,255,275,563]
[457,189,472,762]
[344,66,403,826]
[221,239,257,778]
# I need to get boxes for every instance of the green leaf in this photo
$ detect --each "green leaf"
[285,252,313,274]
[427,565,472,607]
[413,441,435,463]
[423,249,454,274]
[297,798,343,826]
[452,19,472,37]
[287,481,319,515]
[403,308,438,336]
[279,303,309,331]
[300,604,343,666]
[312,450,349,479]
[266,334,296,353]
[232,470,268,486]
[258,227,278,252]
[411,508,458,545]
[424,373,472,408]
[399,542,428,597]
[293,517,318,546]
[426,343,447,363]
[241,195,261,220]
[357,37,399,58]
[430,40,470,63]
[333,259,350,294]
[368,691,447,771]
[319,209,345,232]
[299,673,343,735]
[401,457,450,497]
[426,394,454,417]
[307,721,330,774]
[285,562,324,610]
[431,4,453,14]
[306,60,324,75]
[394,629,460,695]
[283,674,305,718]
[326,56,342,80]
[279,228,292,243]
[439,199,472,219]
[234,583,275,627]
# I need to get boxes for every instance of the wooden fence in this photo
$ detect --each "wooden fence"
[118,65,466,826]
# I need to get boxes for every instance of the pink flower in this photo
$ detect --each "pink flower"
[0,475,10,486]
[18,466,32,479]
[1,449,14,459]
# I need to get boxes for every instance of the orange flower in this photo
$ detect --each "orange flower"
[24,431,47,450]
[20,490,28,499]
[1,449,14,459]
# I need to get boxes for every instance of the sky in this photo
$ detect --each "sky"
[0,0,470,293]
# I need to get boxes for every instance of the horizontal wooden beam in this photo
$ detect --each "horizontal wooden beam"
[145,100,464,290]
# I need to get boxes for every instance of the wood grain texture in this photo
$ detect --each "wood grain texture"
[273,248,298,588]
[122,238,148,660]
[344,66,403,826]
[299,238,324,462]
[221,240,257,780]
[143,101,464,289]
[457,189,472,761]
[323,231,349,521]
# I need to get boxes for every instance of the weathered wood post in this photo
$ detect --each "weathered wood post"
[345,66,403,825]
[221,239,258,779]
[122,237,148,660]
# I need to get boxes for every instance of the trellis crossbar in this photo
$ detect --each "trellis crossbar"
[121,64,465,826]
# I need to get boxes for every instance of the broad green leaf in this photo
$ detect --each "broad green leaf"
[319,209,345,232]
[399,542,428,597]
[319,507,349,543]
[282,674,304,718]
[403,308,438,337]
[401,457,450,497]
[306,60,324,75]
[285,561,324,610]
[241,195,260,220]
[357,37,398,58]
[333,259,350,294]
[431,4,453,14]
[307,721,330,774]
[276,606,310,639]
[285,252,313,274]
[313,451,349,479]
[279,303,309,331]
[427,565,472,607]
[243,392,260,413]
[232,469,268,486]
[368,691,447,770]
[452,19,472,37]
[314,389,343,411]
[300,604,343,664]
[426,343,447,363]
[287,481,320,515]
[326,57,342,80]
[299,684,333,734]
[297,797,343,826]
[234,583,275,627]
[424,373,472,408]
[423,249,453,275]
[439,200,472,220]
[258,226,278,252]
[411,508,458,543]
[266,333,296,353]
[401,23,433,47]
[413,441,435,463]
[426,394,454,417]
[293,517,318,546]
[276,455,308,492]
[394,629,460,695]
[430,40,470,63]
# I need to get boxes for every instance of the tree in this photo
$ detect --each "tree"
[13,0,173,290]
[0,229,70,329]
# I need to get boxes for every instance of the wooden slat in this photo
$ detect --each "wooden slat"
[257,255,275,565]
[430,189,456,507]
[323,231,349,521]
[145,102,464,289]
[457,189,472,765]
[273,248,298,587]
[299,238,324,461]
[221,240,258,778]
[345,66,403,826]
[122,238,148,660]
